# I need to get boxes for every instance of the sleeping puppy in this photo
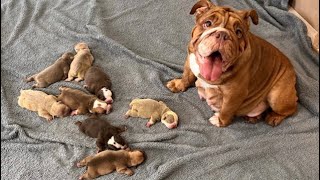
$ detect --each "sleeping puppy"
[75,115,128,152]
[166,0,298,127]
[57,86,112,115]
[77,149,145,179]
[125,98,179,129]
[18,89,70,121]
[84,66,113,104]
[26,52,74,88]
[65,42,94,82]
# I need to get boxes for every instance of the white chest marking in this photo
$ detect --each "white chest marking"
[189,53,219,89]
[107,136,124,149]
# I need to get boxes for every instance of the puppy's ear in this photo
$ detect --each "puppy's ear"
[238,10,259,26]
[190,0,214,15]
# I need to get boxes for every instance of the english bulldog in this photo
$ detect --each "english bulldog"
[166,0,298,127]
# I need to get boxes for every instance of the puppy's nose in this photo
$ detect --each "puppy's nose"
[215,31,229,41]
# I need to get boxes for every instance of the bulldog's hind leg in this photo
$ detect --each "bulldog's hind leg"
[266,78,298,126]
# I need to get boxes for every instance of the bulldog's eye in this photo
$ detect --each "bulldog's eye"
[236,28,242,38]
[203,20,212,28]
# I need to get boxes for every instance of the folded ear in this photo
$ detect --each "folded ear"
[239,9,259,25]
[190,0,214,15]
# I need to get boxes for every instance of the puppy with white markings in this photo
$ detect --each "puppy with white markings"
[125,98,179,129]
[66,42,94,82]
[75,115,128,153]
[26,52,74,88]
[84,66,113,105]
[77,149,145,179]
[57,86,111,115]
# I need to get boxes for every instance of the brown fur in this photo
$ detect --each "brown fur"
[84,66,112,101]
[18,89,70,121]
[166,0,297,127]
[77,149,145,179]
[75,115,128,152]
[66,42,94,82]
[57,86,110,115]
[26,52,74,88]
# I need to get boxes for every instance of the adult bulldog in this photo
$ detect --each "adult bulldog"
[166,0,298,127]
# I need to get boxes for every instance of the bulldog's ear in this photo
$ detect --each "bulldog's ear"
[190,0,214,15]
[239,10,259,25]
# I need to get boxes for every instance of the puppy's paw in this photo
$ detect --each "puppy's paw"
[124,111,130,119]
[71,110,78,116]
[146,122,153,127]
[75,77,83,82]
[106,104,112,114]
[209,113,221,127]
[76,162,84,168]
[65,78,73,82]
[166,79,187,93]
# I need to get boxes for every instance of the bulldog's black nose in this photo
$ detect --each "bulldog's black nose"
[215,31,229,41]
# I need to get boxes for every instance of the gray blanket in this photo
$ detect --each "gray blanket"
[1,0,319,179]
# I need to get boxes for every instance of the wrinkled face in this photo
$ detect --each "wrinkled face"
[107,135,128,150]
[74,42,90,53]
[161,111,178,129]
[189,1,258,83]
[51,102,71,117]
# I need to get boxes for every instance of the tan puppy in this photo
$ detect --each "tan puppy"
[66,42,94,82]
[26,52,74,88]
[57,86,111,115]
[166,0,298,127]
[77,149,145,179]
[18,89,70,121]
[125,98,179,129]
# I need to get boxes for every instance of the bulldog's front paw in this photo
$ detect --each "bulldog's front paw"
[166,79,187,93]
[209,112,221,127]
[265,111,285,127]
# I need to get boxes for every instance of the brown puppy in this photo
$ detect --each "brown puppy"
[66,42,94,82]
[26,52,74,88]
[84,66,113,104]
[166,0,298,127]
[57,86,112,115]
[77,149,145,179]
[18,89,70,121]
[75,115,128,152]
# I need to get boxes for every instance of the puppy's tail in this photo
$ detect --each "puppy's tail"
[74,121,82,127]
[25,75,35,82]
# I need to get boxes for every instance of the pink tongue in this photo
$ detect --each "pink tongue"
[199,55,223,81]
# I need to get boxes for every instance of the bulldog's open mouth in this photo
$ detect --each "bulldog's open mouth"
[197,51,224,82]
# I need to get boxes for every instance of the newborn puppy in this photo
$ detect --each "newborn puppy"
[84,66,113,104]
[125,98,179,129]
[77,149,145,179]
[57,86,112,115]
[75,115,128,152]
[18,89,70,121]
[26,52,74,88]
[66,42,94,82]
